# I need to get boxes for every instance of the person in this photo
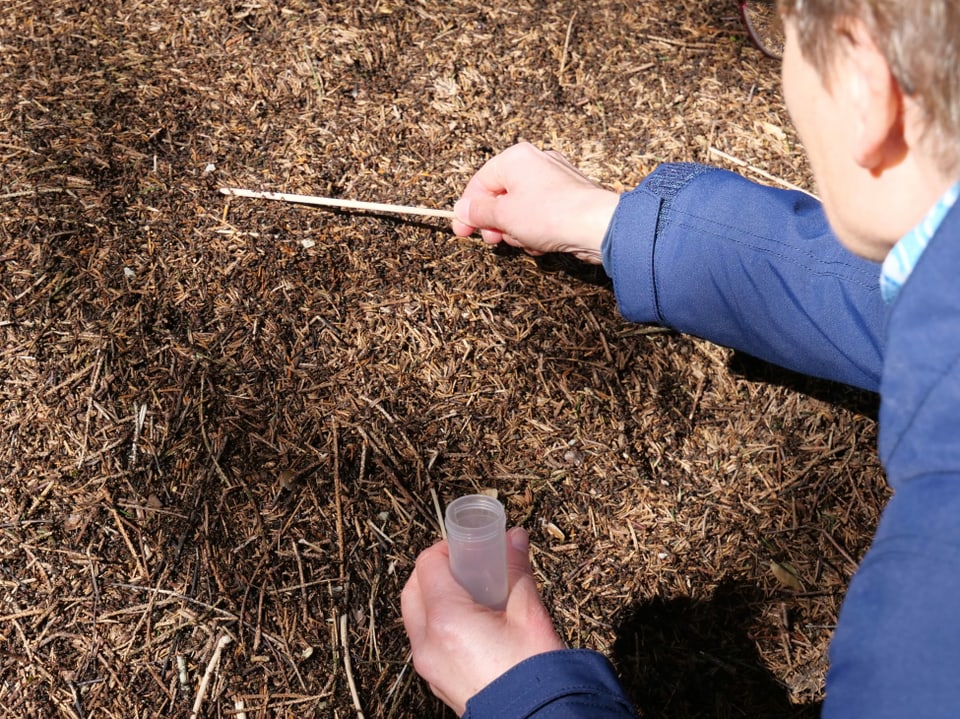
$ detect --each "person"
[401,1,960,717]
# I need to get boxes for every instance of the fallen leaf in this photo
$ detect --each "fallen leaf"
[769,560,804,591]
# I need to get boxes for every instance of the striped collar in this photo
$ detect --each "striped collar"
[880,182,960,303]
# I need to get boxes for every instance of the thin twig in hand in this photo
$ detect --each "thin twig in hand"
[220,187,454,219]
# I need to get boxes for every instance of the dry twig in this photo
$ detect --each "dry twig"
[340,614,366,719]
[189,633,233,719]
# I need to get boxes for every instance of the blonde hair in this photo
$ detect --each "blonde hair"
[779,0,960,174]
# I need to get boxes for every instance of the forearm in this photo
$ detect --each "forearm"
[603,164,885,391]
[465,649,637,719]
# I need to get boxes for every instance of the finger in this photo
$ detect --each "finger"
[402,541,458,636]
[505,527,534,587]
[480,228,504,245]
[502,235,544,256]
[461,151,509,197]
[452,150,508,233]
[504,528,545,606]
[454,194,507,237]
[454,143,550,237]
[410,541,486,622]
[400,563,427,646]
[452,217,477,237]
[461,143,542,201]
[452,198,473,235]
[503,528,566,650]
[454,143,542,231]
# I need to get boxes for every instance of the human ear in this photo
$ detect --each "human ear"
[841,18,906,172]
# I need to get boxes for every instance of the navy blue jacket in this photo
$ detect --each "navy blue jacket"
[464,164,960,718]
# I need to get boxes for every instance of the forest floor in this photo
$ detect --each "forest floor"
[1,1,886,717]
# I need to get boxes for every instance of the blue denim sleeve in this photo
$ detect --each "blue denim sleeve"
[602,164,885,391]
[464,649,637,719]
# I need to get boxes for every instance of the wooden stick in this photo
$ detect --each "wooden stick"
[220,187,454,219]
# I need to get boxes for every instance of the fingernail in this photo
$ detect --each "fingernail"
[508,527,529,552]
[453,197,470,223]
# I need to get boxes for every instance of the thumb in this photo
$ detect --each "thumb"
[454,194,505,234]
[503,528,565,650]
[505,527,534,586]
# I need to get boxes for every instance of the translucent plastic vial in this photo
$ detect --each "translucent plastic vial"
[444,495,509,610]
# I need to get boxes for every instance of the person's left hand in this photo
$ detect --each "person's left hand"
[401,527,566,716]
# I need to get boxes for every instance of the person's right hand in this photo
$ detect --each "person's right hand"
[401,528,565,716]
[452,142,621,265]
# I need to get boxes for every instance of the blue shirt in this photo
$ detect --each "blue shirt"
[880,182,960,303]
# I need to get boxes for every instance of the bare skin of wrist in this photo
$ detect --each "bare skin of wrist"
[452,143,620,265]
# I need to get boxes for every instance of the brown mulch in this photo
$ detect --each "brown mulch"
[1,2,886,718]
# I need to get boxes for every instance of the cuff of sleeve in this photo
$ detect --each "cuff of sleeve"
[463,649,633,719]
[601,163,716,325]
[602,187,663,325]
